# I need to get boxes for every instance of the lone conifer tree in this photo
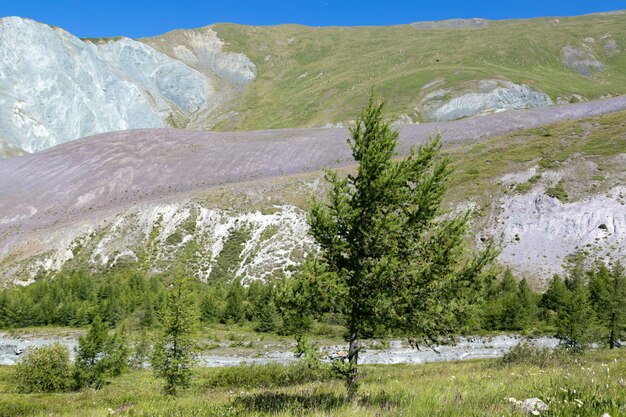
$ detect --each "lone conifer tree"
[557,267,596,352]
[74,315,128,389]
[589,261,626,348]
[307,94,496,398]
[151,274,197,395]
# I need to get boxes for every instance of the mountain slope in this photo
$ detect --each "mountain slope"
[0,17,255,153]
[1,12,626,154]
[205,12,626,129]
[1,98,625,285]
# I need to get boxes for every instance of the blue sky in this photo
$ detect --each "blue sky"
[1,0,625,38]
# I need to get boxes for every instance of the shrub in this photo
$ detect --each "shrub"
[499,341,572,368]
[200,362,336,389]
[74,316,129,389]
[14,343,73,393]
[0,398,38,417]
[546,180,568,202]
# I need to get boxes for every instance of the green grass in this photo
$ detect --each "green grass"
[207,13,626,130]
[1,349,624,416]
[443,109,626,205]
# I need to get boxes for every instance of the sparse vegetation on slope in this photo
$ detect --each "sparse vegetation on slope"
[2,108,625,284]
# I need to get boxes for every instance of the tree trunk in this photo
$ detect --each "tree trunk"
[346,318,359,400]
[609,312,616,349]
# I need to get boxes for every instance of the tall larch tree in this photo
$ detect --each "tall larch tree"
[307,94,497,398]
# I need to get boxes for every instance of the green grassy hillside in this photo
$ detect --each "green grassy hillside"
[208,12,626,130]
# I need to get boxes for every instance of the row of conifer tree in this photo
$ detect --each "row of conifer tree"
[1,260,624,350]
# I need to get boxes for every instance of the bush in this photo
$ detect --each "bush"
[14,343,73,393]
[74,316,129,389]
[0,398,38,417]
[499,341,572,368]
[199,362,336,389]
[546,180,568,202]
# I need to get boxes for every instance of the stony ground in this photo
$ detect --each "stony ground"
[1,96,626,283]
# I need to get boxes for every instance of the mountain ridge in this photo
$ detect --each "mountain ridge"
[1,12,626,155]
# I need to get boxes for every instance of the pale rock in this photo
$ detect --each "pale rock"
[561,45,605,76]
[522,398,549,414]
[430,80,553,122]
[176,29,257,84]
[494,186,626,279]
[0,17,252,154]
[507,397,548,415]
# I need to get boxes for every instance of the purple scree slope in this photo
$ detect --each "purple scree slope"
[0,96,625,241]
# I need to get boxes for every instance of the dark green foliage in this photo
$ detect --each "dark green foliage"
[557,266,597,352]
[303,94,497,397]
[500,269,517,293]
[499,342,572,368]
[541,274,569,321]
[546,180,569,202]
[589,262,626,348]
[130,329,152,370]
[74,316,129,389]
[0,267,164,328]
[482,270,538,332]
[200,289,221,323]
[275,260,339,337]
[210,226,251,282]
[223,279,245,324]
[517,278,539,327]
[0,262,322,334]
[14,343,73,393]
[249,283,280,333]
[151,274,197,396]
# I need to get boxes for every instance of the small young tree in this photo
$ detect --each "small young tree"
[589,262,626,348]
[15,343,73,393]
[130,329,152,370]
[557,270,596,352]
[306,94,497,398]
[541,274,569,321]
[252,284,279,333]
[222,279,245,324]
[490,271,534,331]
[74,316,129,389]
[199,290,220,323]
[517,278,539,328]
[151,274,197,395]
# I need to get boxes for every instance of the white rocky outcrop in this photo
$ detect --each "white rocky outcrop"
[174,29,257,85]
[96,38,210,114]
[423,80,553,122]
[507,397,549,415]
[0,17,257,154]
[3,200,313,285]
[495,186,626,279]
[561,45,605,76]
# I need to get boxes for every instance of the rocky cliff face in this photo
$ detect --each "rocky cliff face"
[4,161,625,287]
[5,200,312,285]
[495,184,626,280]
[420,80,554,122]
[0,17,256,153]
[2,13,625,155]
